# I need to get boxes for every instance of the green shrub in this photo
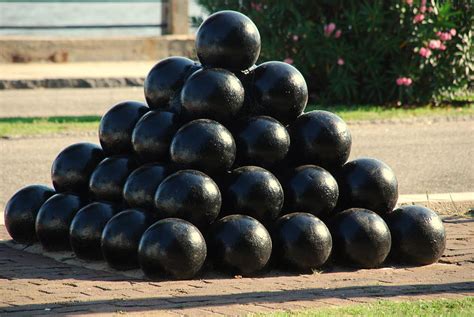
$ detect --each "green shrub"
[194,0,473,105]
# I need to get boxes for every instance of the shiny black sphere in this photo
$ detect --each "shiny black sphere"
[283,165,339,218]
[181,68,244,123]
[329,208,391,268]
[138,218,207,279]
[272,213,332,271]
[337,158,398,215]
[289,111,351,170]
[222,166,283,225]
[252,61,308,124]
[154,170,221,230]
[89,156,137,202]
[196,10,260,70]
[99,101,148,155]
[69,202,116,260]
[35,193,85,251]
[234,116,289,168]
[123,163,172,210]
[131,110,180,163]
[170,119,236,175]
[144,56,200,110]
[386,205,446,265]
[209,215,272,275]
[51,142,105,193]
[4,185,55,244]
[101,209,154,270]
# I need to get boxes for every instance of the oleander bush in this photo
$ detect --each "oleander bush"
[194,0,473,105]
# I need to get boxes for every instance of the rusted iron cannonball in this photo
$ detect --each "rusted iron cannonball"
[329,208,392,268]
[4,185,55,244]
[209,215,272,275]
[272,213,332,271]
[138,218,207,280]
[386,205,446,265]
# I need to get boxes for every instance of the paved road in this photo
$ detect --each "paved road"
[1,119,473,212]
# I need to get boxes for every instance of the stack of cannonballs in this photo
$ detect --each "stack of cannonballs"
[4,11,446,279]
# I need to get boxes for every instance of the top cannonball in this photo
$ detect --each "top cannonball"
[51,142,105,193]
[337,158,398,215]
[170,119,236,175]
[386,205,446,265]
[144,57,200,110]
[4,185,55,244]
[181,68,244,123]
[289,111,352,170]
[99,101,149,155]
[252,61,308,124]
[196,10,261,70]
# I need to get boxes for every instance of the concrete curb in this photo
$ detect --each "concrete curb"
[0,77,144,89]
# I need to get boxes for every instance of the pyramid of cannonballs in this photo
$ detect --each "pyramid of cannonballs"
[5,11,446,279]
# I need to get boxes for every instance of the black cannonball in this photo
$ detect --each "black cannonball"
[337,158,398,215]
[123,163,172,210]
[209,215,272,275]
[170,119,236,175]
[234,116,289,168]
[35,193,85,251]
[69,202,117,260]
[283,165,338,218]
[131,110,180,163]
[289,111,352,170]
[181,68,244,123]
[386,205,446,265]
[196,10,261,70]
[51,142,105,193]
[144,56,200,110]
[272,213,332,271]
[252,61,308,124]
[329,208,391,268]
[138,218,207,279]
[4,185,55,244]
[89,156,137,202]
[154,170,221,230]
[101,209,154,270]
[99,101,148,155]
[222,166,283,225]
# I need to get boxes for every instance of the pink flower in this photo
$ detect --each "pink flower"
[292,34,299,42]
[439,44,447,51]
[250,2,263,12]
[436,31,442,37]
[439,32,452,41]
[283,57,294,64]
[421,0,427,5]
[334,29,342,38]
[324,23,336,37]
[405,0,413,5]
[419,47,432,58]
[420,6,427,13]
[450,28,457,36]
[396,77,413,86]
[337,58,345,66]
[429,39,441,49]
[413,14,425,23]
[427,7,434,12]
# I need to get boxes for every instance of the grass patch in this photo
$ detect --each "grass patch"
[254,297,474,317]
[0,116,100,137]
[0,103,473,137]
[306,104,474,121]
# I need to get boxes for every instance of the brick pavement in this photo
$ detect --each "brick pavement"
[0,216,473,316]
